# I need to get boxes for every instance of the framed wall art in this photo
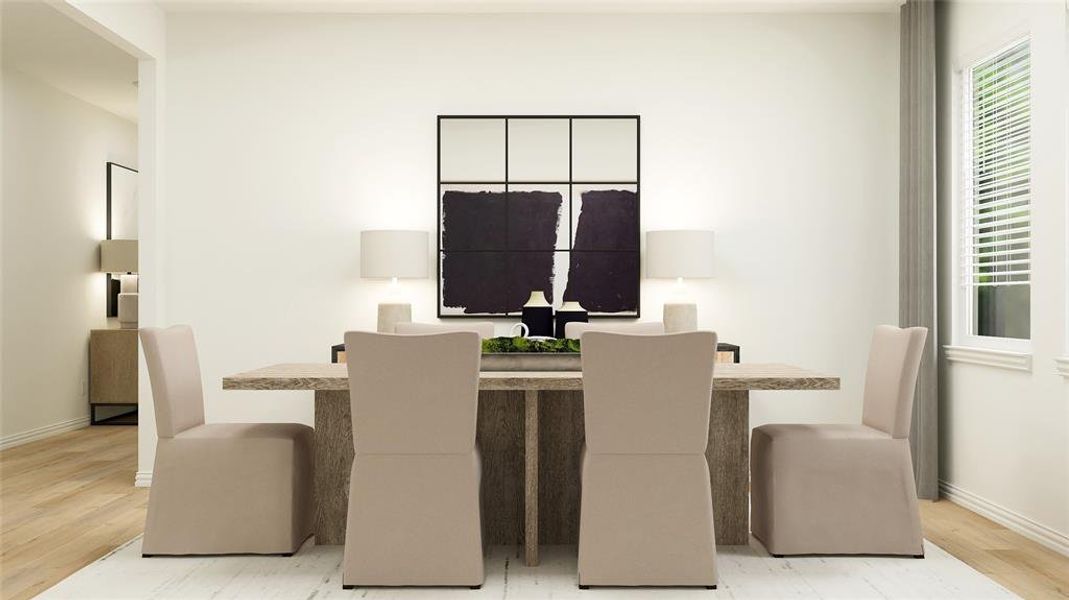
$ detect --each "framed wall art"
[437,115,640,318]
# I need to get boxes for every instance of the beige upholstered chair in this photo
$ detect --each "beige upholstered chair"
[750,325,928,558]
[139,325,313,556]
[394,321,495,338]
[565,320,664,338]
[342,331,484,588]
[578,331,719,588]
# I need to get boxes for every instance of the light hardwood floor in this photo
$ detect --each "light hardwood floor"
[1,427,148,600]
[920,499,1069,599]
[1,427,1066,599]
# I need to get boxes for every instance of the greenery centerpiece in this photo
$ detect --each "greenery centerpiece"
[481,336,581,354]
[480,337,582,372]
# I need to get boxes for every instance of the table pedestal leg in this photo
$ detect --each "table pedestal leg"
[524,389,539,566]
[314,390,352,545]
[707,389,750,545]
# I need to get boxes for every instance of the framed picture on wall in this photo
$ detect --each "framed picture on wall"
[106,162,138,317]
[437,115,640,318]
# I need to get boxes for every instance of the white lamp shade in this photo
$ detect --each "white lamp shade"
[360,230,429,279]
[100,239,138,274]
[645,230,715,279]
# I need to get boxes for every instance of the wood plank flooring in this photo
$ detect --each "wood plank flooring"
[0,427,147,600]
[920,499,1069,599]
[1,426,1066,599]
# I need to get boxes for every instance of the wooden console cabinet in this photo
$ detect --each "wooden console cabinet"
[89,328,138,425]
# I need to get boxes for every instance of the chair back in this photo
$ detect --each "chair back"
[582,331,717,454]
[139,325,206,438]
[565,321,664,339]
[344,331,481,454]
[861,325,928,439]
[394,321,494,339]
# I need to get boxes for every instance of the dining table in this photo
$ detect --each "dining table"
[222,362,839,566]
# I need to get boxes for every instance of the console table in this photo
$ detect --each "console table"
[222,363,838,566]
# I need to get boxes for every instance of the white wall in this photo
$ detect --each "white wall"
[936,1,1069,554]
[0,67,137,445]
[153,10,899,472]
[55,0,167,486]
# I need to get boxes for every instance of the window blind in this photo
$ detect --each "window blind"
[961,39,1031,288]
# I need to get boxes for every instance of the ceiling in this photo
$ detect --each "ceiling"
[157,0,904,13]
[2,0,139,122]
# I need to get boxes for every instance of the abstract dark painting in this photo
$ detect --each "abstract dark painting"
[438,115,640,317]
[564,189,639,312]
[441,191,506,251]
[440,190,562,314]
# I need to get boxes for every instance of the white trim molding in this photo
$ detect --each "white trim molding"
[135,471,153,488]
[1055,357,1069,378]
[940,480,1069,557]
[943,345,1032,372]
[155,0,906,14]
[0,416,90,451]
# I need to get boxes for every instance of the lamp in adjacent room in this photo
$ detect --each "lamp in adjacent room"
[100,239,139,328]
[360,230,429,333]
[645,230,715,333]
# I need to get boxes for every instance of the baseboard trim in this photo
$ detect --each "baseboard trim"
[134,471,153,488]
[0,416,90,451]
[940,480,1069,557]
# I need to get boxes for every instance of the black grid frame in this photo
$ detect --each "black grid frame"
[437,115,641,319]
[105,161,138,318]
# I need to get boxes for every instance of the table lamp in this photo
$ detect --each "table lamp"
[360,230,428,333]
[100,239,139,328]
[645,230,715,333]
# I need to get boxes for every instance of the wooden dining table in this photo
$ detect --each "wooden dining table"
[223,362,839,566]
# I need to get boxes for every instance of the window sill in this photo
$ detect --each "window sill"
[943,345,1033,372]
[1056,357,1069,379]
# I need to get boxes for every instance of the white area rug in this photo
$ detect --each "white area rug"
[39,538,1015,599]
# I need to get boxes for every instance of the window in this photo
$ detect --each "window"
[960,39,1031,342]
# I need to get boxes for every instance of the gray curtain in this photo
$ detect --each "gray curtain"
[899,0,938,500]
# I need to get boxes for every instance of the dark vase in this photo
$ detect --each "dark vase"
[555,301,589,338]
[521,291,554,337]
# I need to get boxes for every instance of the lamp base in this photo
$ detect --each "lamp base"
[377,303,412,333]
[663,303,697,333]
[118,293,139,329]
[119,273,139,293]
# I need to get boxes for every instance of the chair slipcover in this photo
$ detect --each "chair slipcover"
[394,321,495,339]
[750,325,928,557]
[578,331,719,587]
[564,321,664,339]
[140,325,313,556]
[341,331,484,587]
